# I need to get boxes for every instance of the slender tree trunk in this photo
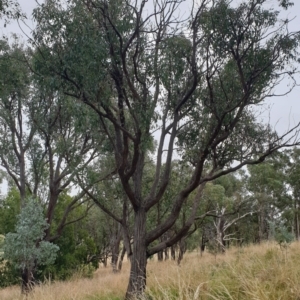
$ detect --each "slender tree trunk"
[118,246,126,271]
[258,199,266,243]
[171,245,176,260]
[216,217,226,253]
[164,247,169,261]
[157,251,163,261]
[200,232,206,256]
[111,230,122,273]
[177,239,186,265]
[21,267,34,294]
[111,244,120,273]
[125,208,147,300]
[157,200,163,261]
[103,255,108,267]
[19,153,26,206]
[295,199,300,241]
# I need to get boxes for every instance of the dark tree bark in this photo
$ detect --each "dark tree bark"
[125,209,147,300]
[200,231,208,256]
[177,239,187,265]
[157,251,163,261]
[21,267,34,294]
[171,245,176,261]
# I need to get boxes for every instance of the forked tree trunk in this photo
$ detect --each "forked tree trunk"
[125,209,147,300]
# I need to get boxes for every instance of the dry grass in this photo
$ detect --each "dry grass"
[1,242,300,299]
[0,265,130,300]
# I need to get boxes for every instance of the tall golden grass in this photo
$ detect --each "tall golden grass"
[1,242,300,299]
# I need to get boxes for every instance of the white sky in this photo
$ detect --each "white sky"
[1,0,300,135]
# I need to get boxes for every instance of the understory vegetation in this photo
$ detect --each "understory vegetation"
[1,242,300,300]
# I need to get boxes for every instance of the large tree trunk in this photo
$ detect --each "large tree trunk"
[125,209,147,300]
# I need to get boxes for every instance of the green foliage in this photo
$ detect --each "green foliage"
[0,234,4,250]
[0,0,24,25]
[278,0,294,9]
[0,259,20,288]
[275,225,294,246]
[0,187,20,234]
[39,194,100,280]
[41,224,98,280]
[0,39,30,102]
[3,197,59,272]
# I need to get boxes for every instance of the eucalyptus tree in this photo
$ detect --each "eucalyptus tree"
[0,41,104,242]
[247,159,287,242]
[80,174,133,272]
[279,148,300,240]
[0,187,20,235]
[0,42,108,292]
[29,88,103,241]
[31,0,300,298]
[0,40,35,205]
[202,174,252,252]
[3,197,59,293]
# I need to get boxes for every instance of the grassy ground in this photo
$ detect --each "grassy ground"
[1,242,300,299]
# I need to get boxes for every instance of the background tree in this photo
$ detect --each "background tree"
[0,187,20,235]
[41,193,99,280]
[0,40,104,243]
[0,40,35,204]
[3,197,59,293]
[283,148,300,240]
[247,158,287,242]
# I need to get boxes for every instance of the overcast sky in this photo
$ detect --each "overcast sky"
[1,0,300,136]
